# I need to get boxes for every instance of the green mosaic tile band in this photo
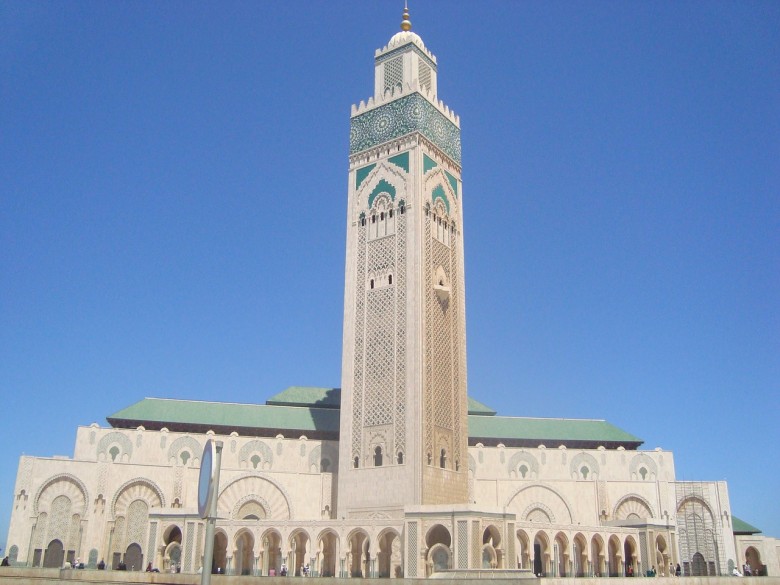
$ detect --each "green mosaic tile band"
[350,93,461,164]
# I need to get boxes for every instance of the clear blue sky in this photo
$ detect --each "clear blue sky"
[2,1,778,549]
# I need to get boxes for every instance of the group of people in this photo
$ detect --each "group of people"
[625,563,681,577]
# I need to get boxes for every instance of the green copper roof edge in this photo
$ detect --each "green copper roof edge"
[731,516,762,534]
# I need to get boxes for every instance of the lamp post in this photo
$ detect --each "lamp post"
[199,440,223,585]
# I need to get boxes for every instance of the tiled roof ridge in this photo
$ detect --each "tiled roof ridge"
[489,414,609,423]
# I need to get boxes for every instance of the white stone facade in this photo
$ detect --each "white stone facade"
[2,10,758,581]
[4,422,743,577]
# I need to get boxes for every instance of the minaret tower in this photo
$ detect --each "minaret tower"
[338,6,468,518]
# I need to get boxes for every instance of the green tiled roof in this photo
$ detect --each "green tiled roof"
[266,386,341,409]
[732,516,761,534]
[107,398,340,439]
[108,396,642,449]
[468,415,643,449]
[266,387,496,416]
[467,396,496,416]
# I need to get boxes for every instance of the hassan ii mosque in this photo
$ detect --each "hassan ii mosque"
[4,6,777,580]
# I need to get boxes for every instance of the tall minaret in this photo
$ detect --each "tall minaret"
[337,6,468,518]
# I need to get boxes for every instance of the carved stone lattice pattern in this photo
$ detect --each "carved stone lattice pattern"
[126,499,148,546]
[524,503,555,523]
[236,498,268,520]
[432,239,453,431]
[424,216,433,457]
[20,459,33,493]
[394,211,407,454]
[471,520,481,570]
[113,517,126,553]
[218,475,292,520]
[615,495,654,520]
[629,453,658,480]
[365,237,395,427]
[185,522,194,571]
[68,514,81,552]
[239,440,274,468]
[384,56,403,92]
[508,451,540,478]
[597,481,609,516]
[507,522,516,568]
[457,520,468,569]
[147,521,157,564]
[34,513,48,549]
[419,61,432,92]
[196,524,204,569]
[97,463,108,496]
[407,522,418,577]
[97,432,133,460]
[34,475,88,517]
[174,466,183,501]
[450,233,464,465]
[167,436,201,464]
[570,452,600,479]
[351,225,367,461]
[350,93,462,164]
[49,495,71,546]
[112,480,164,519]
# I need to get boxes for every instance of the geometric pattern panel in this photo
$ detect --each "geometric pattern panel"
[218,475,291,521]
[351,93,461,164]
[457,520,468,569]
[506,485,573,525]
[384,57,403,93]
[394,212,407,455]
[126,499,149,547]
[351,225,367,461]
[614,495,654,520]
[239,440,274,469]
[112,480,163,519]
[407,521,418,577]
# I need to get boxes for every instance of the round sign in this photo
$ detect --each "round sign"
[198,439,214,518]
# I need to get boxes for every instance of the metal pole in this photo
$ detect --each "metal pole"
[200,440,223,585]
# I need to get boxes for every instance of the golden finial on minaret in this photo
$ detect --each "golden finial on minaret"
[400,1,412,32]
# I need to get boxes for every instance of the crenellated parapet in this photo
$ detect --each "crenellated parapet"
[351,79,459,126]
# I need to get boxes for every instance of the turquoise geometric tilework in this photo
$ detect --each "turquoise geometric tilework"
[350,93,461,164]
[356,163,377,189]
[445,170,458,198]
[423,153,438,175]
[368,179,396,208]
[388,152,409,172]
[431,184,450,213]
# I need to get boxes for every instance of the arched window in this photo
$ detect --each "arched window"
[440,449,447,469]
[109,446,120,462]
[388,275,393,285]
[370,279,374,289]
[639,467,648,480]
[389,209,393,218]
[321,459,330,472]
[374,446,383,467]
[400,204,405,215]
[397,452,404,464]
[519,464,529,478]
[581,466,589,479]
[360,217,366,227]
[353,456,359,469]
[180,451,190,465]
[250,454,261,469]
